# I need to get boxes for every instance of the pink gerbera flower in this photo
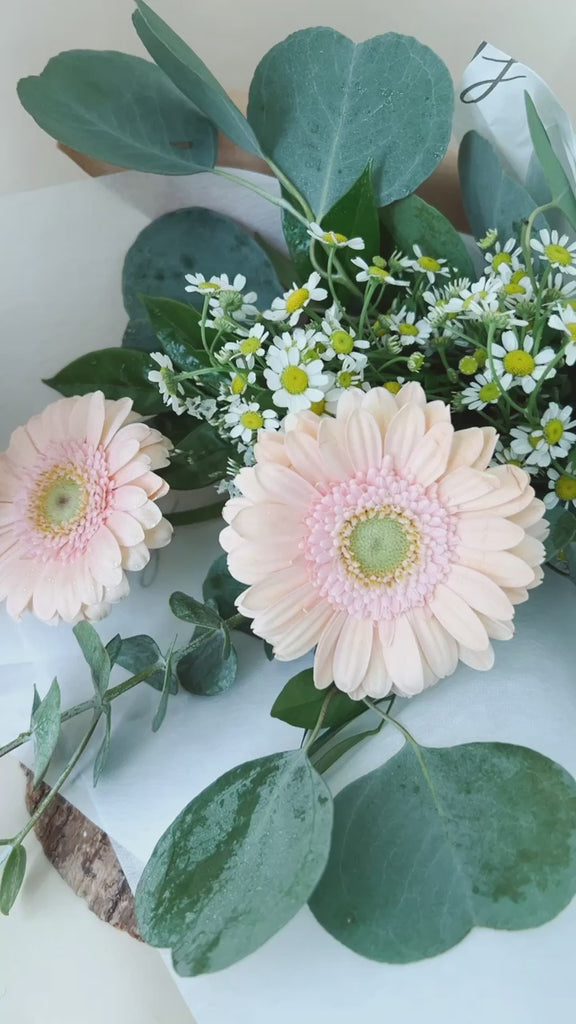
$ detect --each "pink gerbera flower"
[0,392,173,624]
[221,384,547,699]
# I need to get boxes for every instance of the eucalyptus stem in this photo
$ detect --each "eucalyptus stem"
[265,159,314,221]
[305,690,335,752]
[520,200,557,287]
[212,168,311,228]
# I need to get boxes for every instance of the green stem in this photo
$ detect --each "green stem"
[527,337,571,416]
[0,698,96,761]
[102,665,159,705]
[265,159,314,221]
[521,201,558,288]
[304,691,335,752]
[212,168,310,228]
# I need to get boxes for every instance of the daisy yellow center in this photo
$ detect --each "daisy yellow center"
[492,252,512,269]
[474,347,487,368]
[281,365,309,394]
[418,256,442,272]
[323,231,347,244]
[285,288,310,313]
[310,399,326,415]
[503,350,535,376]
[240,336,261,355]
[529,432,542,449]
[339,507,420,584]
[30,467,88,535]
[544,418,564,444]
[231,374,247,395]
[567,323,576,341]
[545,243,572,266]
[198,280,220,290]
[240,410,264,431]
[555,475,576,501]
[399,323,419,336]
[384,381,402,394]
[331,330,355,354]
[504,281,526,296]
[459,356,478,375]
[337,371,354,389]
[479,381,500,403]
[368,265,390,280]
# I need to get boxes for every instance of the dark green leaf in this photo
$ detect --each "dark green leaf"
[30,686,42,718]
[325,164,380,261]
[169,591,222,630]
[44,348,165,416]
[175,625,237,696]
[18,50,216,175]
[248,28,453,216]
[31,678,61,787]
[253,233,296,290]
[0,846,27,916]
[545,508,576,560]
[311,721,384,775]
[271,670,365,730]
[310,741,576,962]
[166,502,226,528]
[93,705,111,787]
[459,131,545,242]
[380,193,475,277]
[139,295,214,372]
[152,642,177,733]
[281,207,313,283]
[73,622,111,698]
[263,641,274,661]
[161,421,233,490]
[122,207,282,349]
[115,635,175,694]
[105,634,122,667]
[135,750,333,974]
[525,93,576,233]
[133,1,262,156]
[202,554,249,629]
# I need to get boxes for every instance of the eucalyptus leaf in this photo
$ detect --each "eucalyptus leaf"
[135,750,333,974]
[202,554,250,633]
[248,28,453,217]
[325,164,380,261]
[525,93,576,233]
[18,51,216,175]
[0,846,27,916]
[139,295,214,374]
[459,131,545,242]
[132,1,262,156]
[545,508,576,561]
[161,421,233,490]
[169,591,222,630]
[115,635,175,694]
[105,634,122,667]
[31,678,61,787]
[152,643,177,733]
[281,207,313,283]
[122,207,282,351]
[310,741,576,962]
[271,670,365,731]
[381,193,475,277]
[45,348,165,416]
[93,705,111,787]
[73,622,111,698]
[311,721,384,775]
[175,625,237,696]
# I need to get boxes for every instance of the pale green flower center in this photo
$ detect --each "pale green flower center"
[479,382,500,403]
[240,410,264,431]
[556,475,576,501]
[219,289,244,313]
[545,243,572,266]
[31,470,87,534]
[418,256,442,272]
[567,323,576,341]
[339,507,420,583]
[323,231,347,244]
[384,381,401,394]
[492,252,512,269]
[281,365,309,394]
[331,330,355,354]
[544,418,564,444]
[368,265,390,280]
[285,288,309,313]
[459,356,478,375]
[310,399,326,415]
[399,323,419,336]
[160,367,183,396]
[503,350,535,376]
[337,371,354,389]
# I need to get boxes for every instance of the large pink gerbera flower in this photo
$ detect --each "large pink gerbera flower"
[0,392,173,624]
[221,384,547,699]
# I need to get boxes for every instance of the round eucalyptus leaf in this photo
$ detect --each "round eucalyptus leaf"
[310,741,576,962]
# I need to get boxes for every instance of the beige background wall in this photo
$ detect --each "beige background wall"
[2,0,575,196]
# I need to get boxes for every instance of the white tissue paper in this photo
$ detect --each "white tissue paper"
[2,158,576,1022]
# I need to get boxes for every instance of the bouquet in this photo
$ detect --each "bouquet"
[2,2,576,981]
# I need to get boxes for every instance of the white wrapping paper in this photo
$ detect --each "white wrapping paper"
[2,169,576,1024]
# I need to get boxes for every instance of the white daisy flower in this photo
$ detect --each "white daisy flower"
[224,370,257,399]
[484,238,523,276]
[407,352,425,372]
[307,222,364,250]
[263,272,328,326]
[318,307,369,361]
[351,256,408,287]
[184,272,225,295]
[515,403,576,467]
[509,425,550,468]
[544,467,576,509]
[208,273,258,323]
[148,352,187,414]
[385,307,432,346]
[531,229,576,275]
[491,331,556,393]
[550,273,576,299]
[477,228,499,251]
[325,356,368,411]
[224,400,280,445]
[185,396,218,421]
[409,245,450,283]
[461,370,505,411]
[498,266,534,302]
[220,323,269,369]
[492,439,534,474]
[548,305,576,365]
[264,338,330,412]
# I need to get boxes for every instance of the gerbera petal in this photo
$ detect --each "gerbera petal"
[333,616,374,692]
[383,615,426,695]
[429,583,490,651]
[345,410,383,471]
[409,606,458,678]
[384,403,426,468]
[457,514,525,550]
[405,422,453,486]
[445,564,513,620]
[457,548,535,588]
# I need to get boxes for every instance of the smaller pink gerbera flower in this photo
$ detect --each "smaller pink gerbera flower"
[0,392,173,624]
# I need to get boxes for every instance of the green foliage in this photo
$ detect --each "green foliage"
[271,670,365,730]
[135,750,333,975]
[176,627,238,696]
[0,846,27,916]
[44,348,164,416]
[311,721,384,775]
[248,28,453,217]
[139,295,215,378]
[281,207,313,283]
[161,421,233,490]
[122,207,283,352]
[310,741,576,962]
[381,193,475,278]
[73,622,111,698]
[31,678,61,787]
[525,93,576,234]
[105,634,122,667]
[132,1,262,156]
[169,591,222,630]
[115,635,176,694]
[459,131,545,242]
[202,554,251,635]
[326,164,380,260]
[152,643,177,732]
[18,51,216,174]
[93,705,112,786]
[545,508,576,561]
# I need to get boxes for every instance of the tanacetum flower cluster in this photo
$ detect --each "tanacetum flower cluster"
[221,384,547,699]
[0,392,173,624]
